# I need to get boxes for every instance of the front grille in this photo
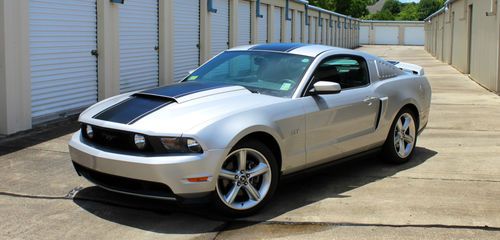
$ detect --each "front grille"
[73,162,176,199]
[81,125,156,153]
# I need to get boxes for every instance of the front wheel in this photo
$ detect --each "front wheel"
[382,109,418,164]
[213,140,279,217]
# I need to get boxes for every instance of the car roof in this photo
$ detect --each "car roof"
[227,43,355,57]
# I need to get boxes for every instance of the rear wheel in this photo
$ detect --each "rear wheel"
[213,140,278,217]
[383,109,418,164]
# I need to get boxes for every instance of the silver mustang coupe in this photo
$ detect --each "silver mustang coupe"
[69,43,431,216]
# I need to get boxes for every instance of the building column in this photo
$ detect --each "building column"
[369,23,375,45]
[0,0,31,135]
[399,25,405,45]
[280,6,286,42]
[229,0,239,48]
[268,4,275,42]
[200,0,211,63]
[97,1,120,99]
[250,0,258,44]
[159,0,174,85]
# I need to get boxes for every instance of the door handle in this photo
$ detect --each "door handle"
[363,96,377,106]
[363,96,377,102]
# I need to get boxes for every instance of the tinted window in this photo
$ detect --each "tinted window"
[311,55,369,90]
[184,51,313,97]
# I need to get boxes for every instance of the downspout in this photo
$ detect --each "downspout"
[486,0,497,16]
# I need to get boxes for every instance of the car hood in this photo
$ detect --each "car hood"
[79,81,287,136]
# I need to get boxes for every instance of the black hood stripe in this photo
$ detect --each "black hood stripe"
[93,96,173,124]
[139,81,231,99]
[93,82,233,125]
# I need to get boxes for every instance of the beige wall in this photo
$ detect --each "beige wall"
[425,0,500,94]
[0,0,31,135]
[0,0,360,135]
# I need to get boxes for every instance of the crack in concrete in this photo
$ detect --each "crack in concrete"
[28,148,69,154]
[2,188,499,235]
[0,191,70,200]
[432,103,500,107]
[425,127,500,132]
[342,175,500,183]
[0,186,84,200]
[225,220,500,232]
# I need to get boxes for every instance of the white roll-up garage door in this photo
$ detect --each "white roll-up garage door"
[304,17,309,43]
[375,26,399,45]
[360,26,369,44]
[29,0,98,122]
[273,6,282,43]
[258,4,268,43]
[210,0,229,57]
[285,10,292,42]
[337,20,341,47]
[404,27,424,46]
[310,17,316,43]
[340,20,344,47]
[294,11,302,42]
[321,19,328,45]
[237,0,251,46]
[119,0,159,93]
[318,19,323,44]
[173,0,200,81]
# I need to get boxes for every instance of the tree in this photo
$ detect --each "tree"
[363,10,396,20]
[396,3,419,21]
[346,0,371,18]
[308,0,371,18]
[382,0,402,15]
[418,0,445,20]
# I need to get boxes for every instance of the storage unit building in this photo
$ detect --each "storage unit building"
[1,0,365,135]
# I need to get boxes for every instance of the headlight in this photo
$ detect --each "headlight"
[134,134,146,150]
[85,125,94,139]
[160,137,203,153]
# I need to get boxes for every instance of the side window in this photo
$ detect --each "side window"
[312,55,369,90]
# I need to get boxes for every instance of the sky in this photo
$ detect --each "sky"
[399,0,420,2]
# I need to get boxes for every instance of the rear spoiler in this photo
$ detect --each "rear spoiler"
[387,61,425,76]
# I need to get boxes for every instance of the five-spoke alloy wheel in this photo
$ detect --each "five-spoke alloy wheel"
[214,140,278,216]
[383,108,418,163]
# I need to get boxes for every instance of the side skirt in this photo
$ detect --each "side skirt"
[280,147,382,181]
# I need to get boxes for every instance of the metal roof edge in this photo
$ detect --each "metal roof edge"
[424,0,457,21]
[361,20,424,24]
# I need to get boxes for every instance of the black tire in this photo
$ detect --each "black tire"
[382,108,418,164]
[213,140,279,217]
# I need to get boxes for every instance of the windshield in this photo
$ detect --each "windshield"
[183,51,313,97]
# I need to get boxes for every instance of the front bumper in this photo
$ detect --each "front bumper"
[68,131,226,200]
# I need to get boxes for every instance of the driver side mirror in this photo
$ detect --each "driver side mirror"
[309,81,341,95]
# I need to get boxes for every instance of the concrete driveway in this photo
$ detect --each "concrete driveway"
[1,45,499,239]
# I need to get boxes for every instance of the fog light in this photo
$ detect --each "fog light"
[134,134,146,150]
[85,125,94,139]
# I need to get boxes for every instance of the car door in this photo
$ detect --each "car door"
[302,54,380,165]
